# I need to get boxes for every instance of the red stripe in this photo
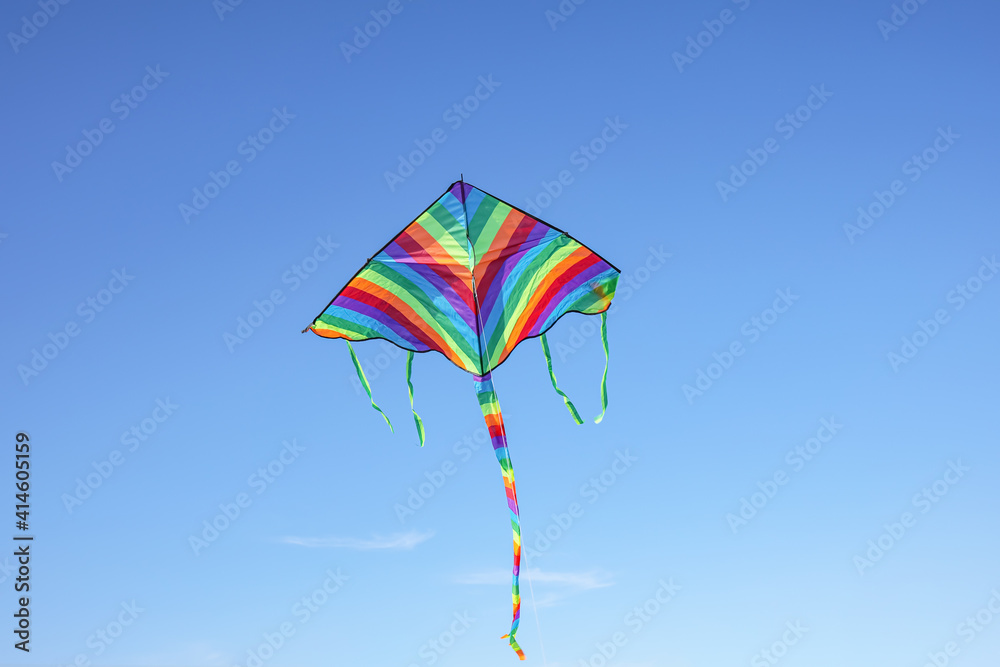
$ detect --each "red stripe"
[477,215,540,306]
[339,285,445,356]
[393,230,475,313]
[515,252,601,342]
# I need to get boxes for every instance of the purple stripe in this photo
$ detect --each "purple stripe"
[380,244,477,330]
[478,225,556,325]
[479,250,523,326]
[331,296,428,349]
[530,261,612,335]
[449,181,472,203]
[523,219,552,245]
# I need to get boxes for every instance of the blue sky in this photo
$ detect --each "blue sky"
[2,0,999,665]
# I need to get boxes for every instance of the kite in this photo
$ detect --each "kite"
[303,179,619,659]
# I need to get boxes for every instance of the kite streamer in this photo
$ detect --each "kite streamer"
[595,310,611,424]
[405,350,425,446]
[539,333,584,424]
[474,371,524,659]
[345,340,392,432]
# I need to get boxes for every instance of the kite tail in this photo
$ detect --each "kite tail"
[473,371,525,661]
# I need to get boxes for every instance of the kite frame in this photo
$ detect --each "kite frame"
[301,179,621,375]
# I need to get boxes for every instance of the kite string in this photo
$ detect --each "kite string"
[524,567,549,666]
[492,374,549,663]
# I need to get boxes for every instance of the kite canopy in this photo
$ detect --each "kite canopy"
[304,180,621,659]
[305,181,620,375]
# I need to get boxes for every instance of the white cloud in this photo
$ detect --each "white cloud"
[278,530,433,550]
[130,641,229,666]
[455,568,613,591]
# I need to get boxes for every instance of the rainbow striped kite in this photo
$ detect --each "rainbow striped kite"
[304,180,619,659]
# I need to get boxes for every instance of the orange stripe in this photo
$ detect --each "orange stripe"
[483,413,503,429]
[310,327,348,340]
[504,247,591,357]
[407,219,464,265]
[352,278,468,370]
[481,207,523,264]
[403,223,475,311]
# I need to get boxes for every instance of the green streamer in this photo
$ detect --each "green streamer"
[594,311,610,424]
[346,340,393,432]
[540,333,584,425]
[405,350,426,446]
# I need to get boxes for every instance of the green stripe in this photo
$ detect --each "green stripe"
[485,236,578,365]
[416,209,468,265]
[469,196,503,252]
[362,262,479,367]
[423,203,469,255]
[315,315,383,341]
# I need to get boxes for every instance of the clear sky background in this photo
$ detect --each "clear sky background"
[2,1,998,665]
